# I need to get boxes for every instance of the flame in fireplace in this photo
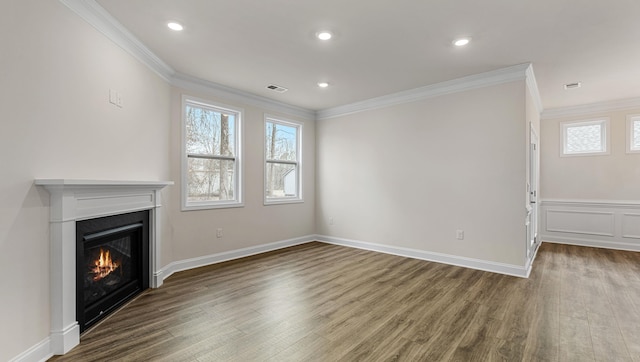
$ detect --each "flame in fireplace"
[92,248,119,281]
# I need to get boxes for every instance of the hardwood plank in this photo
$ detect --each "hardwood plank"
[588,311,633,362]
[559,314,595,362]
[48,242,640,362]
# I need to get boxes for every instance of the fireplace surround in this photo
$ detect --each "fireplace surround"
[36,179,172,355]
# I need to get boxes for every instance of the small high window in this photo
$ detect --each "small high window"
[561,118,609,156]
[627,115,640,153]
[265,116,302,204]
[182,96,242,210]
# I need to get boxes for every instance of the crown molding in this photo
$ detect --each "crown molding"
[59,0,175,82]
[172,73,316,121]
[59,0,316,121]
[58,0,543,123]
[541,97,640,120]
[316,63,532,120]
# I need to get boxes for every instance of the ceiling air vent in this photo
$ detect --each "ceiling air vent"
[266,84,288,93]
[564,82,582,90]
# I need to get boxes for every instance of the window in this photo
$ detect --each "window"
[265,116,302,204]
[561,118,609,156]
[182,96,242,210]
[627,115,640,153]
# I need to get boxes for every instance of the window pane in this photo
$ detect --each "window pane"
[187,157,235,202]
[633,120,640,149]
[566,124,602,153]
[266,163,297,198]
[266,122,297,161]
[185,105,235,157]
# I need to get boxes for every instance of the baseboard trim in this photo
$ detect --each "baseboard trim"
[315,235,528,278]
[8,337,52,362]
[525,242,542,278]
[540,235,640,252]
[159,234,317,281]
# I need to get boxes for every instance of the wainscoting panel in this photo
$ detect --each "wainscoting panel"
[622,213,640,239]
[540,199,640,251]
[545,210,614,236]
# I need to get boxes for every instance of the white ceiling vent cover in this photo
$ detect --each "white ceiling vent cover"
[564,82,582,90]
[266,84,288,93]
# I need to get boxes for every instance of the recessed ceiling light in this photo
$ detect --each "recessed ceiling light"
[317,82,329,88]
[317,31,332,40]
[167,22,183,31]
[453,37,471,46]
[564,82,582,90]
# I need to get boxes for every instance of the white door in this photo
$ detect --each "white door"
[529,126,540,252]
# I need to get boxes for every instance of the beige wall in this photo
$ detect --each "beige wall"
[0,1,173,360]
[316,81,528,266]
[1,2,533,360]
[0,2,317,360]
[540,108,640,200]
[167,87,316,262]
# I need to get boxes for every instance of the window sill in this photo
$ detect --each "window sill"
[264,198,304,206]
[561,151,609,157]
[181,202,244,211]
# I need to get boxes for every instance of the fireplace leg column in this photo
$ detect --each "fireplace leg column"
[151,190,164,288]
[50,217,80,354]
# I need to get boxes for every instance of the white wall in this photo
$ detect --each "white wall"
[1,1,317,359]
[541,108,640,200]
[1,2,537,359]
[316,81,528,267]
[539,107,640,250]
[167,87,316,262]
[0,1,172,360]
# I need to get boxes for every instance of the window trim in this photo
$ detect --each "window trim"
[264,115,303,205]
[560,118,610,157]
[181,95,244,211]
[627,114,640,154]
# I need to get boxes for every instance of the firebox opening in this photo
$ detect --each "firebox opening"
[76,210,149,333]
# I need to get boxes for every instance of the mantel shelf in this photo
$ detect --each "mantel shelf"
[35,179,174,189]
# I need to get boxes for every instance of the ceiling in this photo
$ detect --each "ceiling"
[96,0,640,112]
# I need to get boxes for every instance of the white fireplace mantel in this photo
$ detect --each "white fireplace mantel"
[35,179,173,355]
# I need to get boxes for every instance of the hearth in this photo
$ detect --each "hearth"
[76,210,149,332]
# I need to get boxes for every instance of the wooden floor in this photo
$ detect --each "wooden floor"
[50,242,640,362]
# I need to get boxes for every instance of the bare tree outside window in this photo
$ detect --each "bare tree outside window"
[184,100,239,208]
[265,119,300,202]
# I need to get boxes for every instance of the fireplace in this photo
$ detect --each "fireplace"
[35,179,172,355]
[76,210,149,332]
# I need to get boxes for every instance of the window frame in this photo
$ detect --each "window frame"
[560,118,610,157]
[181,95,243,211]
[264,115,303,205]
[627,114,640,154]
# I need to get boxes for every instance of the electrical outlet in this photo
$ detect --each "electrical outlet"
[109,89,116,104]
[329,217,334,225]
[456,230,464,240]
[216,228,223,238]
